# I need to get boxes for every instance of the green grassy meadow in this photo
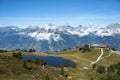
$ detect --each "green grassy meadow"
[0,48,120,80]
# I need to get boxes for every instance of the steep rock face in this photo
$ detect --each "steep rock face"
[0,23,120,52]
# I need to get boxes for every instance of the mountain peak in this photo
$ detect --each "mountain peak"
[0,23,120,52]
[4,26,20,31]
[107,23,120,29]
[77,25,83,28]
[6,25,18,29]
[42,23,57,30]
[26,25,39,29]
[62,24,72,28]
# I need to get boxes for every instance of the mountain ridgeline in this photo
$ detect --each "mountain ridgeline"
[0,23,120,52]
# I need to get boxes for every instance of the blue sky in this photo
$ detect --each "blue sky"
[0,0,120,27]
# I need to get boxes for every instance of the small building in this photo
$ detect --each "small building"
[90,44,110,48]
[80,44,86,48]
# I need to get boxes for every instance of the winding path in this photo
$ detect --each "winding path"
[100,50,112,60]
[91,48,103,65]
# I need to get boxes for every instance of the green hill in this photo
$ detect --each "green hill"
[0,48,120,80]
[0,54,67,80]
[49,48,120,80]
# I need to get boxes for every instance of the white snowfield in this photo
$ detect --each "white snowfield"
[16,23,120,41]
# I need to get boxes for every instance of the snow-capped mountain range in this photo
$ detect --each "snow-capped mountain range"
[0,23,120,52]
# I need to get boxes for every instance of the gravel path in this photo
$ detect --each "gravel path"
[91,48,103,65]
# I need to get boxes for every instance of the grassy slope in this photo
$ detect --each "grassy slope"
[48,48,120,80]
[0,55,67,80]
[1,48,120,80]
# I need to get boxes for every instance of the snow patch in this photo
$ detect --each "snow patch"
[17,23,120,41]
[27,31,62,41]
